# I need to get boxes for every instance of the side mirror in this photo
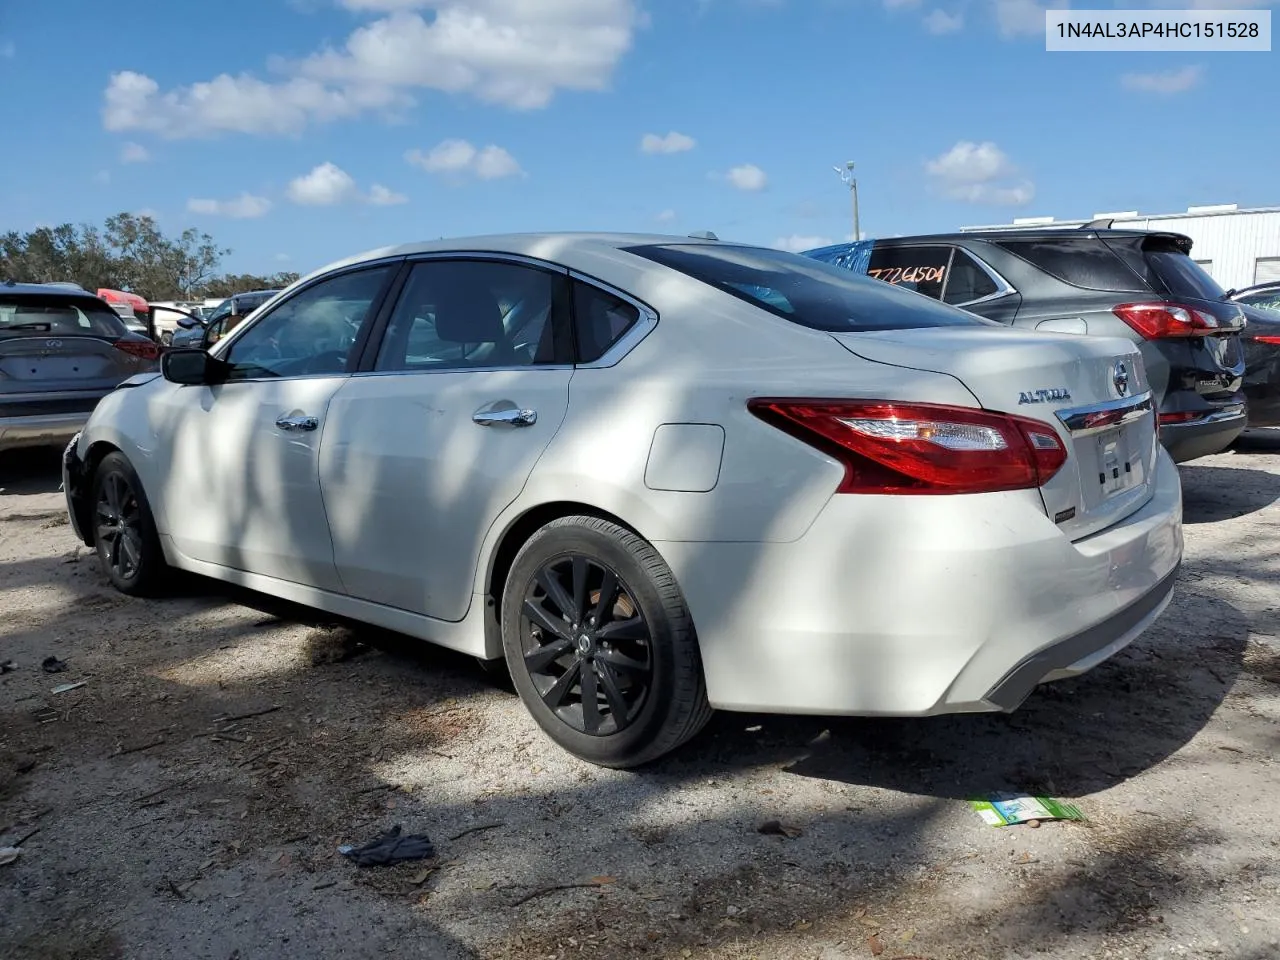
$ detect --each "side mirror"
[161,349,227,385]
[176,317,200,330]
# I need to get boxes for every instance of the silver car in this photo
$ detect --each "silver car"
[0,283,161,453]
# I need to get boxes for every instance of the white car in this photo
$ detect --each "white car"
[62,234,1183,767]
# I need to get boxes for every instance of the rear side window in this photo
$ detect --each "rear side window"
[573,282,640,362]
[867,245,951,299]
[943,250,1000,305]
[0,296,127,338]
[993,237,1147,292]
[626,243,985,332]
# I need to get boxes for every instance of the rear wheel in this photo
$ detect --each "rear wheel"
[92,452,169,596]
[501,516,712,768]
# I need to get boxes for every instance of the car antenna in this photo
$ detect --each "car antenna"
[688,230,719,241]
[1081,218,1114,230]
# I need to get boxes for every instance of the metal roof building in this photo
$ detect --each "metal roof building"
[960,203,1280,292]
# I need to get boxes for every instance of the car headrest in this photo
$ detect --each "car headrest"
[432,283,505,344]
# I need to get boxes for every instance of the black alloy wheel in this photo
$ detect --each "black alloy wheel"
[92,451,168,596]
[501,516,712,768]
[520,554,653,737]
[96,469,145,582]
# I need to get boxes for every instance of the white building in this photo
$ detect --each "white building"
[960,203,1280,292]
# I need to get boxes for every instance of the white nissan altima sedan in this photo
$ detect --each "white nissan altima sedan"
[63,233,1183,767]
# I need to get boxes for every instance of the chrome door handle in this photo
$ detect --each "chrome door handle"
[473,407,537,427]
[275,415,319,432]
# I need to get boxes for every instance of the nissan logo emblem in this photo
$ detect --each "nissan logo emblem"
[1113,360,1130,397]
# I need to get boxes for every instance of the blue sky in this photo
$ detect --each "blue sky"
[0,0,1275,277]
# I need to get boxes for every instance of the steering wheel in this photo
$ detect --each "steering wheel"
[302,349,349,375]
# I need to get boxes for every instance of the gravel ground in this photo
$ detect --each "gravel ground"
[2,437,1279,960]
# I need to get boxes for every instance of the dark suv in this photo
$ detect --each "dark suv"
[807,229,1247,462]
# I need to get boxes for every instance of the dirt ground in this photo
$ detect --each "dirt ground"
[2,437,1279,960]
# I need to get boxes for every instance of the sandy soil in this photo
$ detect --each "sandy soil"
[2,437,1279,960]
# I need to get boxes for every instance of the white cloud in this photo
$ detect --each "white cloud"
[0,41,14,59]
[773,235,834,253]
[102,70,396,139]
[368,183,409,205]
[93,170,111,185]
[339,0,431,8]
[884,0,922,7]
[102,2,639,138]
[641,131,696,154]
[186,193,273,218]
[924,8,964,32]
[993,0,1065,38]
[405,140,524,180]
[1121,64,1204,94]
[655,209,677,223]
[726,163,768,192]
[926,140,1035,206]
[275,253,292,262]
[120,141,151,163]
[287,162,360,205]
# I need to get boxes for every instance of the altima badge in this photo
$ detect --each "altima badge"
[1018,388,1072,404]
[1113,360,1130,397]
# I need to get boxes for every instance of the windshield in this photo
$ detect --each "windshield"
[0,296,128,338]
[626,243,987,332]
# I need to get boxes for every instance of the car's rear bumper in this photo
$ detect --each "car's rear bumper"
[659,447,1183,716]
[1159,406,1247,462]
[0,412,92,453]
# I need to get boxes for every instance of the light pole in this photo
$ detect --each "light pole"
[834,160,860,241]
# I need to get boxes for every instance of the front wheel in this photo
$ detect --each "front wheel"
[92,452,169,596]
[501,516,712,768]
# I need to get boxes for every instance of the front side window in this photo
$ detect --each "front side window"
[375,259,569,371]
[221,267,392,379]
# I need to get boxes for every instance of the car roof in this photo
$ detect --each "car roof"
[1,281,114,304]
[875,228,1194,246]
[308,232,730,279]
[1234,281,1280,297]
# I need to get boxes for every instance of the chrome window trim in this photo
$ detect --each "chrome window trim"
[1055,391,1154,436]
[403,250,571,275]
[567,270,659,369]
[350,364,575,380]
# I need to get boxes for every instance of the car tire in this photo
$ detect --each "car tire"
[501,516,713,768]
[92,451,169,596]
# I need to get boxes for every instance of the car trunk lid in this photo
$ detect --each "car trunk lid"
[830,326,1158,541]
[0,334,148,394]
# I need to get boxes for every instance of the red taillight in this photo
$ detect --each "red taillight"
[1255,335,1280,345]
[748,399,1067,495]
[1113,302,1223,339]
[114,339,160,362]
[1158,411,1203,426]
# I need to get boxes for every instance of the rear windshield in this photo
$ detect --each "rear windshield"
[0,296,127,338]
[1145,250,1225,301]
[625,244,987,332]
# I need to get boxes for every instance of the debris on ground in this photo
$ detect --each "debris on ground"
[0,660,16,674]
[758,819,804,839]
[0,847,21,866]
[41,656,68,673]
[968,795,1086,827]
[50,681,87,695]
[338,825,435,867]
